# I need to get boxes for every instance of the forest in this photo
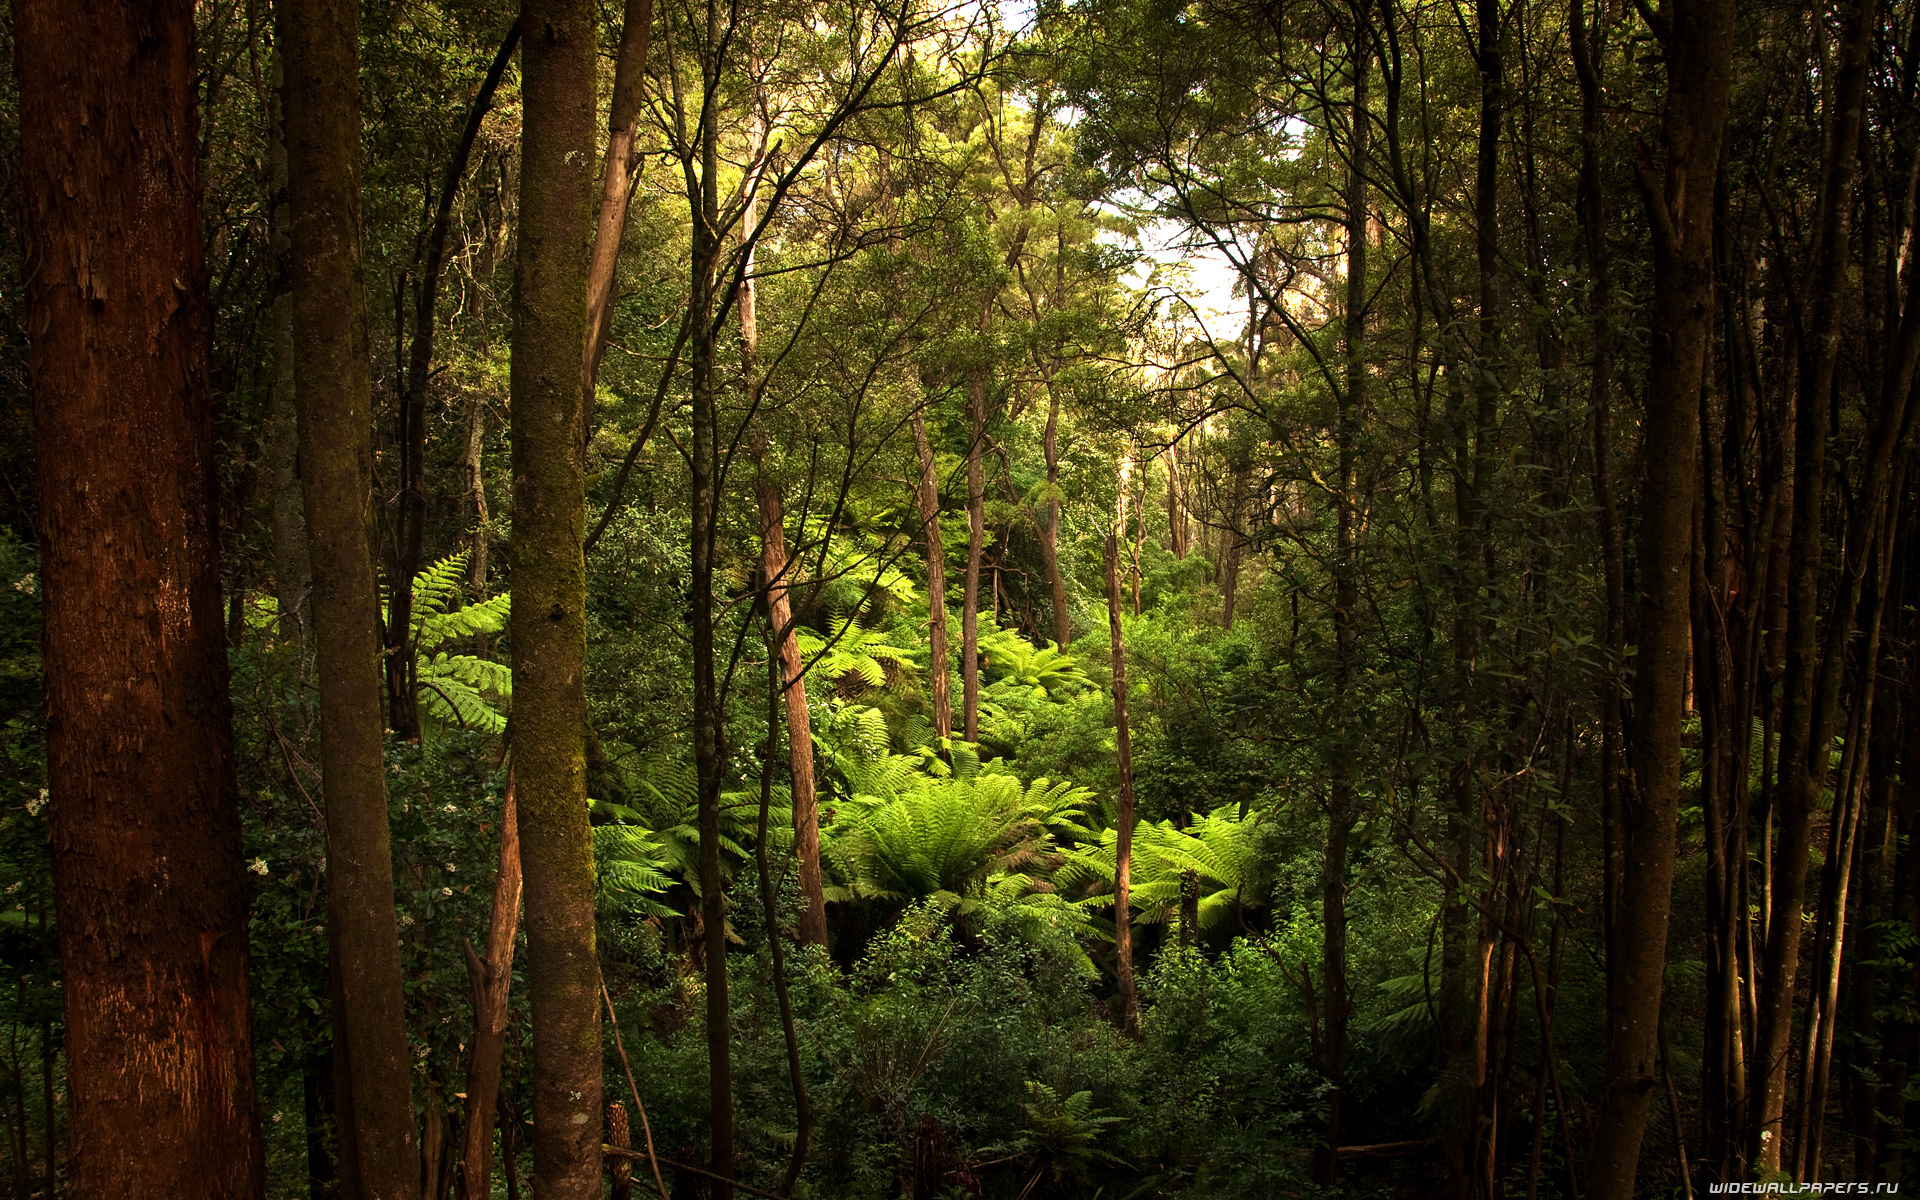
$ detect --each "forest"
[3,0,1917,1196]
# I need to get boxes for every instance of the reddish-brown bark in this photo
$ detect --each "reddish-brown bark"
[13,0,266,1193]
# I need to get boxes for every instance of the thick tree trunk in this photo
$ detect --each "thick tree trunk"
[461,776,523,1199]
[280,0,425,1193]
[13,0,266,1193]
[1587,2,1732,1196]
[510,0,603,1193]
[912,410,953,738]
[1103,531,1139,1037]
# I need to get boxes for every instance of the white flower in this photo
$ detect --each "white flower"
[11,574,34,595]
[272,1112,283,1124]
[440,887,453,897]
[444,862,456,873]
[25,790,46,817]
[5,883,20,895]
[442,804,458,814]
[249,858,269,876]
[398,914,415,928]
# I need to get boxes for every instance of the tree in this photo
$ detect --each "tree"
[279,0,424,1192]
[1587,0,1733,1195]
[510,0,604,1192]
[13,0,266,1192]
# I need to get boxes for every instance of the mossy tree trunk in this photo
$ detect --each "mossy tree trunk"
[510,0,603,1193]
[282,0,425,1192]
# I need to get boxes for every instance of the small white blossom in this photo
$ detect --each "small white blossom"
[440,887,453,897]
[272,1112,283,1124]
[5,883,20,895]
[442,804,458,814]
[444,862,456,873]
[11,573,34,595]
[397,914,415,928]
[249,858,269,876]
[25,790,46,817]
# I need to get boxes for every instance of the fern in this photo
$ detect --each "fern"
[391,552,513,739]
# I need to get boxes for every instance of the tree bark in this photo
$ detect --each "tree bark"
[583,0,654,420]
[1041,386,1070,647]
[267,56,312,650]
[1753,0,1874,1170]
[461,775,523,1199]
[912,410,953,738]
[688,0,734,1187]
[755,471,828,946]
[14,0,266,1193]
[280,0,426,1192]
[1587,1,1733,1196]
[1315,33,1366,1188]
[1103,530,1139,1037]
[386,21,521,739]
[962,348,990,742]
[510,0,603,1193]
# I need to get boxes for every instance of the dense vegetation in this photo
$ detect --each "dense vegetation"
[3,0,1918,1196]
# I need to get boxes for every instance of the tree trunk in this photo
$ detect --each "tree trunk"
[1315,34,1367,1188]
[510,0,603,1192]
[461,774,523,1199]
[755,472,828,947]
[386,20,521,740]
[14,0,267,1193]
[267,56,312,651]
[962,350,989,742]
[1587,2,1733,1196]
[1041,386,1070,648]
[739,110,827,948]
[280,0,426,1193]
[1103,530,1139,1037]
[688,2,734,1187]
[1753,0,1874,1170]
[583,0,653,424]
[465,394,491,594]
[912,410,953,738]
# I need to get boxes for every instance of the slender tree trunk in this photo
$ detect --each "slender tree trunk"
[1315,34,1367,1188]
[386,21,521,739]
[1104,530,1139,1037]
[962,342,990,741]
[582,0,653,418]
[1754,1,1875,1168]
[688,2,734,1187]
[461,775,523,1200]
[14,0,266,1192]
[1587,2,1733,1197]
[755,471,828,946]
[268,57,312,650]
[1167,439,1189,560]
[465,395,491,594]
[912,410,953,738]
[1041,386,1070,647]
[280,0,426,1193]
[510,0,602,1192]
